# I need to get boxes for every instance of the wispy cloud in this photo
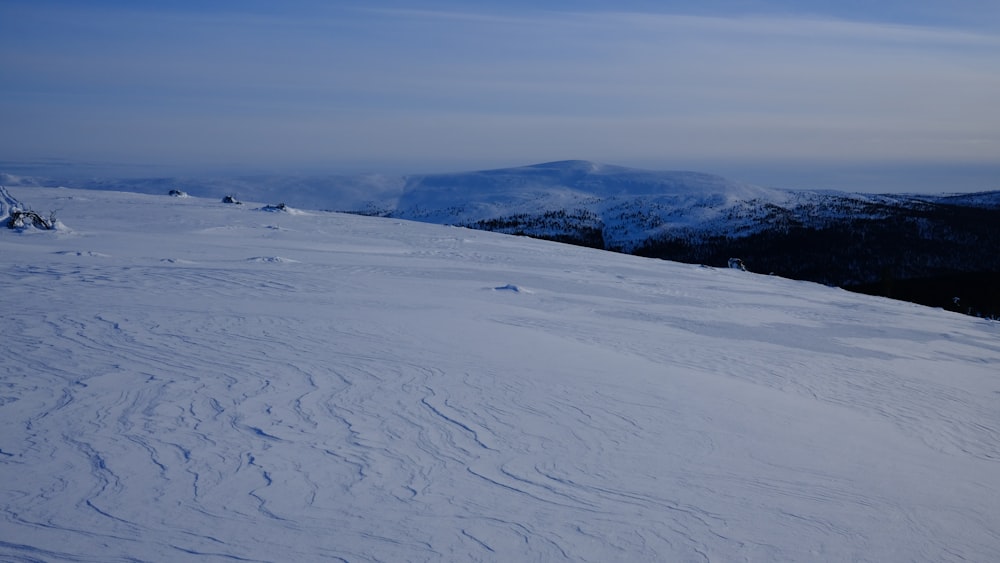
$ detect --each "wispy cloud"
[594,11,1000,45]
[2,2,999,188]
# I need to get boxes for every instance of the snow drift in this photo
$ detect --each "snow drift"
[1,187,999,561]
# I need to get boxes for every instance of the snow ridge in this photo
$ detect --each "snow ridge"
[0,185,17,224]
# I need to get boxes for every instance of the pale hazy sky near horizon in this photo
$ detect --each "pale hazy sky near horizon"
[2,0,999,192]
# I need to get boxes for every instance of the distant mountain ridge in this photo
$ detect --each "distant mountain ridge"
[4,161,999,315]
[388,161,796,251]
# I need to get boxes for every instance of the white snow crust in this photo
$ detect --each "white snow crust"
[2,187,999,562]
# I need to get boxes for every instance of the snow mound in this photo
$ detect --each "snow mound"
[160,258,196,264]
[55,250,110,257]
[257,203,307,214]
[246,255,298,263]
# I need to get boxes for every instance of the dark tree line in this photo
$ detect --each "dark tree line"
[633,204,1000,318]
[461,209,606,249]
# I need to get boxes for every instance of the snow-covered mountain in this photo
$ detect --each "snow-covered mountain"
[2,186,999,561]
[385,160,793,251]
[376,161,1000,256]
[339,161,1000,308]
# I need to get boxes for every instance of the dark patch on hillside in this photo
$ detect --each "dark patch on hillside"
[846,272,1000,319]
[625,203,1000,318]
[460,209,606,250]
[636,207,1000,282]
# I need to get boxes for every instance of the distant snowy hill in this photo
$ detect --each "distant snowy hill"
[927,190,1000,209]
[388,160,794,251]
[379,161,1000,255]
[2,186,999,561]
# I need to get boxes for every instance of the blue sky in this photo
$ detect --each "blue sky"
[2,1,999,191]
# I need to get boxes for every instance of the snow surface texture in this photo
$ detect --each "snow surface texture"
[2,187,999,562]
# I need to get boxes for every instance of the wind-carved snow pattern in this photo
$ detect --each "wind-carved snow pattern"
[1,186,999,561]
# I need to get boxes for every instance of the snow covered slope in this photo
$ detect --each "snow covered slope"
[2,187,1000,561]
[0,172,407,214]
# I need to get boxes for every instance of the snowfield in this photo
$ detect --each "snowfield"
[2,187,999,562]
